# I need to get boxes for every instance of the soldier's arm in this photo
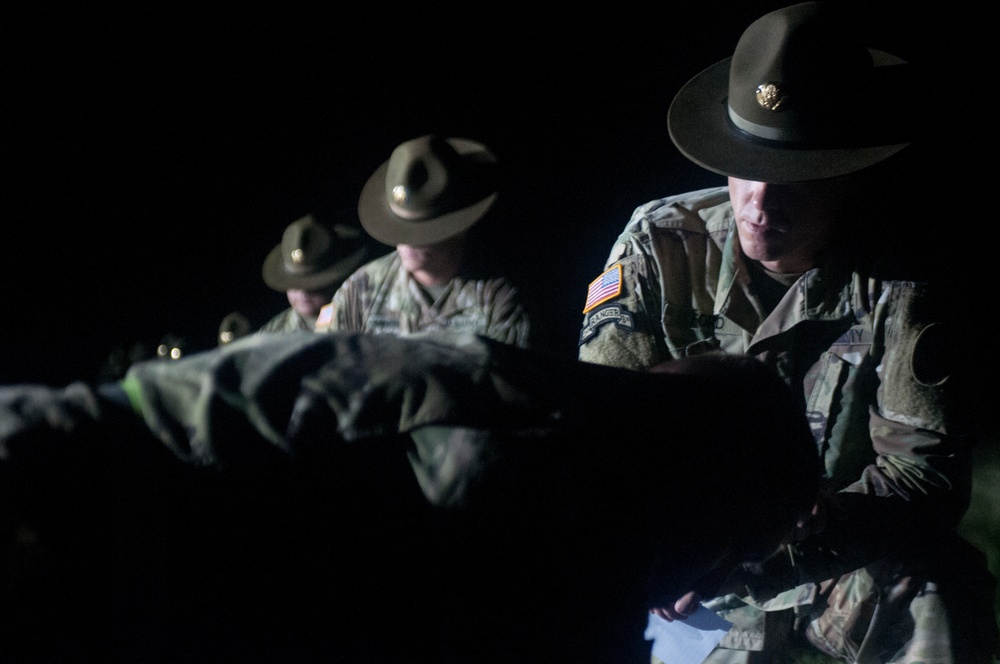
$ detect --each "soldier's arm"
[816,282,976,552]
[481,279,532,349]
[577,242,670,370]
[578,192,728,370]
[733,281,978,599]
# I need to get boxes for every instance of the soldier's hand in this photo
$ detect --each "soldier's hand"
[790,480,835,541]
[649,590,701,622]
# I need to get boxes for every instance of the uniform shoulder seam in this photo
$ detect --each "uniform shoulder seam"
[628,186,729,233]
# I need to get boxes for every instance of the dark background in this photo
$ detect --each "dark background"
[2,1,989,385]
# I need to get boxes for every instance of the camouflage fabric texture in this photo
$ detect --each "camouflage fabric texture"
[579,187,999,662]
[256,306,314,334]
[316,250,531,348]
[1,330,821,662]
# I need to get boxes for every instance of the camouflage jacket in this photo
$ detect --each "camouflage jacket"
[256,306,313,334]
[578,187,978,607]
[316,251,531,348]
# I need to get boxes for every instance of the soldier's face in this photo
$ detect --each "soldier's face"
[397,233,466,276]
[728,177,845,274]
[287,288,335,319]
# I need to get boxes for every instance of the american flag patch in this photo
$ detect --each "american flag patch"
[583,264,622,313]
[314,302,334,332]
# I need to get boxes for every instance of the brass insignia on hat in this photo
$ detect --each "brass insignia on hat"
[756,83,788,111]
[392,185,408,204]
[291,248,303,264]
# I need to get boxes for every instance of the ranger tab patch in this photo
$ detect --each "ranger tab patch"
[583,264,622,313]
[579,303,634,345]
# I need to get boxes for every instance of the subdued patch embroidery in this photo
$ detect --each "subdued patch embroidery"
[579,303,634,345]
[583,264,622,313]
[314,303,334,332]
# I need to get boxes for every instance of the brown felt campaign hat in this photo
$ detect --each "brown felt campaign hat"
[262,215,371,292]
[357,135,498,246]
[667,1,915,184]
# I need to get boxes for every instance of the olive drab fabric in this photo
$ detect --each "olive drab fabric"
[1,331,820,662]
[256,306,314,334]
[317,250,531,348]
[578,186,999,662]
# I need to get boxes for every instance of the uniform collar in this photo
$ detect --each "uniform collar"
[716,220,858,345]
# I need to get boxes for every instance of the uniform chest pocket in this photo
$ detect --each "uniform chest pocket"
[803,347,877,485]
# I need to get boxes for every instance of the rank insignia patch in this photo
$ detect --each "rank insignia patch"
[583,264,622,313]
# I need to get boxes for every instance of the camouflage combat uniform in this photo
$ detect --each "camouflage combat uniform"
[256,306,313,333]
[578,187,999,663]
[315,251,531,348]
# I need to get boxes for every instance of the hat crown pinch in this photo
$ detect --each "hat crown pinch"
[384,135,495,222]
[281,215,336,275]
[727,2,878,143]
[387,155,448,220]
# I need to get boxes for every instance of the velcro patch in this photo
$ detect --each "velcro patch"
[583,264,622,313]
[910,322,951,386]
[579,303,634,345]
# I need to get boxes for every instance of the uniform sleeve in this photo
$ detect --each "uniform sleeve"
[745,281,979,594]
[482,279,532,349]
[577,191,729,370]
[255,308,297,335]
[255,311,281,334]
[577,233,673,370]
[321,257,397,335]
[840,280,975,527]
[322,274,363,334]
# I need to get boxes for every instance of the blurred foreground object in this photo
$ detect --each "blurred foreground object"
[0,331,818,663]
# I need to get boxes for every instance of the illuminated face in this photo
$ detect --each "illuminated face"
[728,176,846,274]
[396,232,466,285]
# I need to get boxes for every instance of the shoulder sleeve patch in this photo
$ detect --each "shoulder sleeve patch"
[909,322,951,387]
[314,302,334,333]
[583,264,623,313]
[579,303,635,345]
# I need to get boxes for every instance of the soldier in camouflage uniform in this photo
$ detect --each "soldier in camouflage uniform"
[1,331,819,662]
[257,214,375,333]
[315,135,531,349]
[577,3,999,662]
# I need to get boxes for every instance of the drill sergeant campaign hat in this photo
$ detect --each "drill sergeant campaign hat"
[667,1,916,184]
[262,215,372,292]
[357,134,498,246]
[217,311,251,346]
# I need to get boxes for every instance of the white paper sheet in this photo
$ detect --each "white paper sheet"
[644,606,732,664]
